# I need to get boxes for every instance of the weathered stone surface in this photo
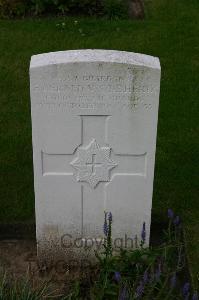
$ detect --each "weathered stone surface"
[30,49,161,261]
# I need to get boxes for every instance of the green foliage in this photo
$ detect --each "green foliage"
[103,0,128,19]
[67,211,198,299]
[0,0,128,18]
[0,0,27,17]
[0,273,50,300]
[89,212,184,299]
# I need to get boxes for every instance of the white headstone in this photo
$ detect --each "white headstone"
[30,50,161,261]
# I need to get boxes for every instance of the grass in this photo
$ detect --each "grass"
[0,272,55,300]
[0,0,198,289]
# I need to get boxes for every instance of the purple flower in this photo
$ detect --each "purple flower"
[170,273,176,288]
[182,282,190,298]
[149,272,154,283]
[119,285,128,300]
[141,222,146,243]
[103,212,108,236]
[168,209,174,219]
[103,222,108,236]
[173,215,180,226]
[108,212,112,222]
[143,270,148,284]
[177,244,183,267]
[114,271,121,283]
[135,281,144,298]
[155,263,161,281]
[192,292,198,300]
[155,269,161,281]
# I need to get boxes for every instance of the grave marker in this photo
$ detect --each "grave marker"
[30,50,161,261]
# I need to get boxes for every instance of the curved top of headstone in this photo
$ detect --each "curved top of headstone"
[30,49,160,70]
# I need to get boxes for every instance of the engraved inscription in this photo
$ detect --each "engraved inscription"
[35,99,152,111]
[32,70,155,112]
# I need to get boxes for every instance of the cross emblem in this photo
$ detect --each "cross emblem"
[70,139,117,188]
[86,154,99,174]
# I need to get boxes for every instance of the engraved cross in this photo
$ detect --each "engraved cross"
[41,115,147,234]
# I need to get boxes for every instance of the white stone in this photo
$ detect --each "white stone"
[30,49,161,261]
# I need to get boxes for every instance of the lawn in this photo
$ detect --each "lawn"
[0,0,198,288]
